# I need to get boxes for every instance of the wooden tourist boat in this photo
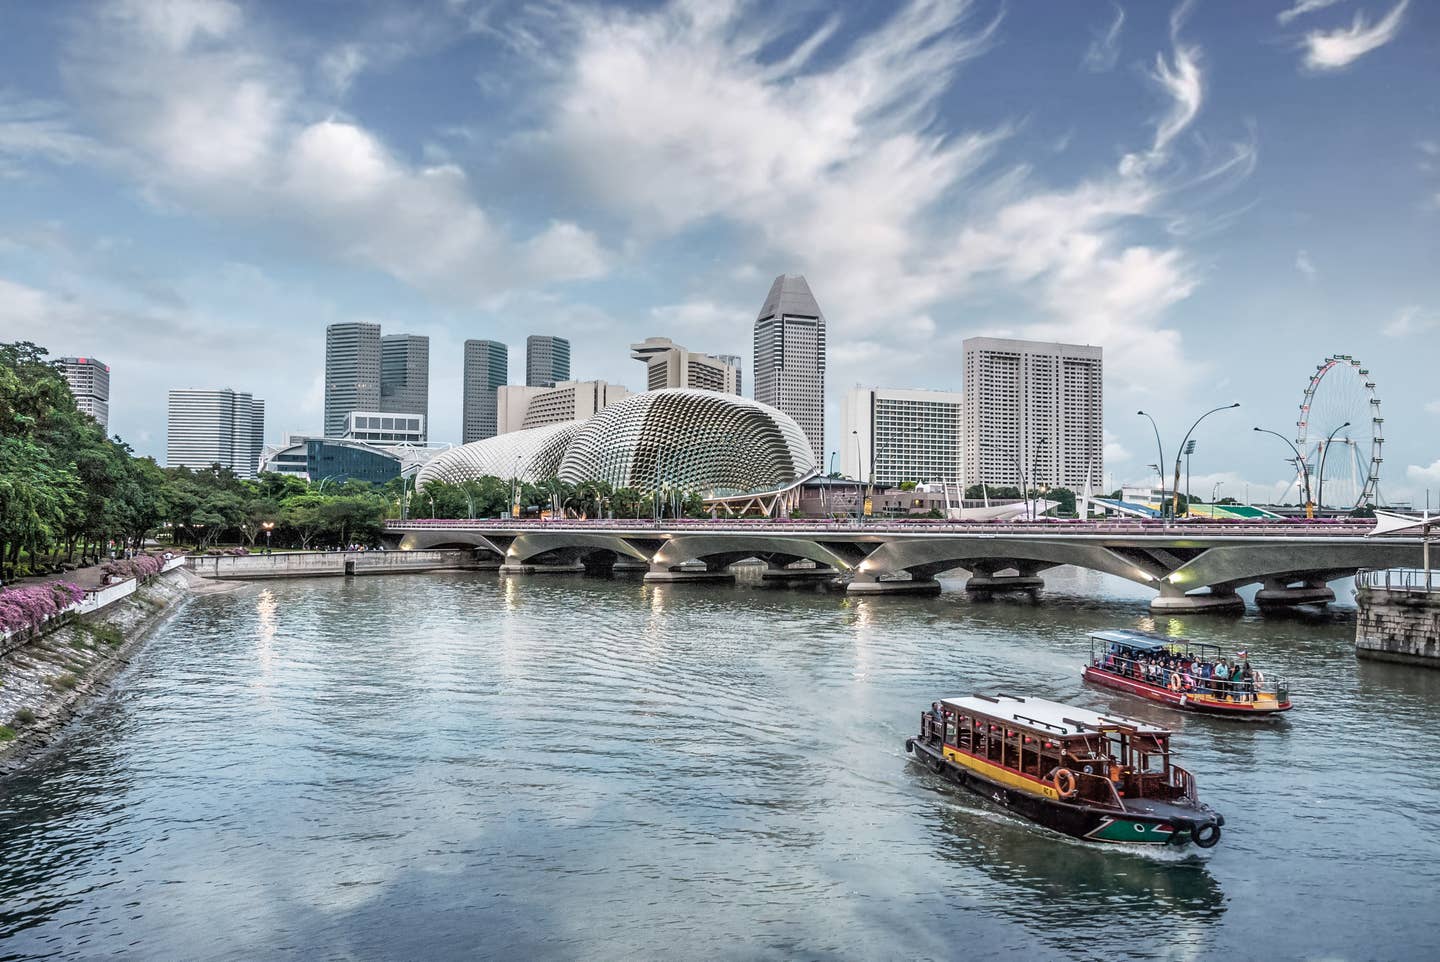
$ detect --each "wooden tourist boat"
[905,694,1225,847]
[1083,629,1293,717]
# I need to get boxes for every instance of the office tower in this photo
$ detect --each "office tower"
[379,333,429,440]
[717,355,742,396]
[753,274,825,458]
[325,322,382,437]
[496,380,631,433]
[167,388,266,479]
[962,337,1103,491]
[58,356,110,431]
[629,337,740,394]
[840,387,964,486]
[526,335,571,388]
[462,339,508,443]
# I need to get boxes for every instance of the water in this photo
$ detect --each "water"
[2,568,1438,961]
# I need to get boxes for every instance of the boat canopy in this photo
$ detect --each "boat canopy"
[1088,629,1179,651]
[939,694,1172,738]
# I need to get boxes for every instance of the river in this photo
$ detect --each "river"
[2,568,1437,961]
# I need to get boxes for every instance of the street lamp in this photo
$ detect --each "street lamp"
[262,520,274,553]
[1211,480,1224,504]
[851,430,864,522]
[1315,421,1351,512]
[1254,426,1313,515]
[1137,411,1166,519]
[1171,403,1240,518]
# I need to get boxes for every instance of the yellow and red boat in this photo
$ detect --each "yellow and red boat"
[1083,629,1293,717]
[906,693,1224,847]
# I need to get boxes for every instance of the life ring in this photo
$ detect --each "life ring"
[1191,822,1221,848]
[1168,672,1182,692]
[1053,768,1078,799]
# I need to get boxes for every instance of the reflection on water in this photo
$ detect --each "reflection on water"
[0,567,1436,961]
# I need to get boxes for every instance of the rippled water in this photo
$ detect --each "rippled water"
[2,568,1438,961]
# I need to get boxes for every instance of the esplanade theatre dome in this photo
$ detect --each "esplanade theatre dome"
[415,389,818,496]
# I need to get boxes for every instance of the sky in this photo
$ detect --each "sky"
[0,0,1437,505]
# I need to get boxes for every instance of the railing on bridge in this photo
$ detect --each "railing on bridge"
[1357,568,1438,593]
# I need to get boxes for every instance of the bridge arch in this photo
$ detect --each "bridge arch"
[857,538,1163,588]
[652,535,857,573]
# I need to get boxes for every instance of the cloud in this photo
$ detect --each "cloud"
[0,93,111,175]
[1406,459,1440,488]
[1103,429,1131,464]
[1277,0,1344,25]
[58,0,609,303]
[1424,400,1440,415]
[1301,0,1408,71]
[1119,2,1202,176]
[1295,249,1317,278]
[1082,3,1125,72]
[1382,304,1437,337]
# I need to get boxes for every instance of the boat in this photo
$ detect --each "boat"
[1083,629,1293,716]
[905,693,1225,847]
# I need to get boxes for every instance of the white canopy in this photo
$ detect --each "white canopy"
[1368,510,1438,537]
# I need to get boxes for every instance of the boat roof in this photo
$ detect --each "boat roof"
[939,694,1172,737]
[1088,628,1183,651]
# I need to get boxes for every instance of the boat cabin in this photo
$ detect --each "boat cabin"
[924,694,1197,807]
[1088,628,1289,703]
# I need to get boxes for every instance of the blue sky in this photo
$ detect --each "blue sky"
[1,0,1436,503]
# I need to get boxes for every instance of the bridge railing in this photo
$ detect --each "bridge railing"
[1357,567,1438,593]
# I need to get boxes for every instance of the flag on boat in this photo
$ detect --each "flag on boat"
[1235,650,1249,660]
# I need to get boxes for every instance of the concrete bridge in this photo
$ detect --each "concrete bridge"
[383,519,1425,613]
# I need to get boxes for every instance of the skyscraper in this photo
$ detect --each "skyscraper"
[380,333,429,440]
[962,337,1103,491]
[325,322,381,437]
[840,387,964,486]
[629,337,739,394]
[753,274,825,458]
[526,335,570,388]
[167,388,266,479]
[717,355,742,396]
[462,339,508,443]
[58,356,110,431]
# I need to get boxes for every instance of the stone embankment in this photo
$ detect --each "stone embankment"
[0,568,229,773]
[1356,569,1440,667]
[187,548,485,580]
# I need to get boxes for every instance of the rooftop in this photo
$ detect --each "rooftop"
[939,694,1170,736]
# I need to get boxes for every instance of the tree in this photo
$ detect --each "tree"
[281,494,328,549]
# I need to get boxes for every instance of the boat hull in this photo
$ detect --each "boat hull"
[1083,666,1292,716]
[906,737,1217,846]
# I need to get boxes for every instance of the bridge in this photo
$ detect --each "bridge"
[382,518,1426,613]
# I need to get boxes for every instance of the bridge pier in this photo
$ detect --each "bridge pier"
[643,562,736,584]
[965,563,1045,599]
[1255,578,1335,609]
[846,572,942,596]
[1150,586,1246,613]
[499,562,585,575]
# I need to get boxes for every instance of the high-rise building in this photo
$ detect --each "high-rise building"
[325,322,382,438]
[497,380,631,433]
[717,355,742,396]
[526,335,571,388]
[962,337,1103,491]
[753,274,825,458]
[58,356,110,431]
[463,339,509,443]
[167,388,266,479]
[840,387,964,486]
[380,333,428,439]
[629,337,740,394]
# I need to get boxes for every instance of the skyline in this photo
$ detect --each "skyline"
[1,0,1437,501]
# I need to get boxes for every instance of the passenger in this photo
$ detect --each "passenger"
[1232,662,1247,702]
[1199,662,1212,694]
[1241,661,1255,702]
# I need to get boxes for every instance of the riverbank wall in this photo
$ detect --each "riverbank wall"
[187,548,487,580]
[1356,569,1440,667]
[0,567,213,773]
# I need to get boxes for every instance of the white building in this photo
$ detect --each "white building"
[58,356,110,431]
[629,337,739,394]
[962,337,1103,492]
[497,380,632,434]
[753,274,825,458]
[342,411,426,444]
[166,388,265,478]
[840,387,965,486]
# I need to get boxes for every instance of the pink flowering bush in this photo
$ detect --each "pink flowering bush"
[100,556,163,581]
[0,582,84,635]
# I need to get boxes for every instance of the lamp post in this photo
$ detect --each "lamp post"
[1211,480,1224,504]
[262,521,274,553]
[851,430,864,522]
[1254,426,1313,515]
[1137,411,1166,520]
[1184,440,1196,510]
[1315,421,1351,513]
[1171,403,1239,519]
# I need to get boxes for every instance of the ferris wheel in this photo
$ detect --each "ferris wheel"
[1295,355,1383,509]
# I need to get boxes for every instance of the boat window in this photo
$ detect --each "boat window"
[945,713,957,744]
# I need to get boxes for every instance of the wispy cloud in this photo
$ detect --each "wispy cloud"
[1277,0,1344,26]
[1301,0,1408,71]
[1120,1,1202,175]
[1082,3,1125,72]
[1382,304,1437,337]
[1295,249,1317,278]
